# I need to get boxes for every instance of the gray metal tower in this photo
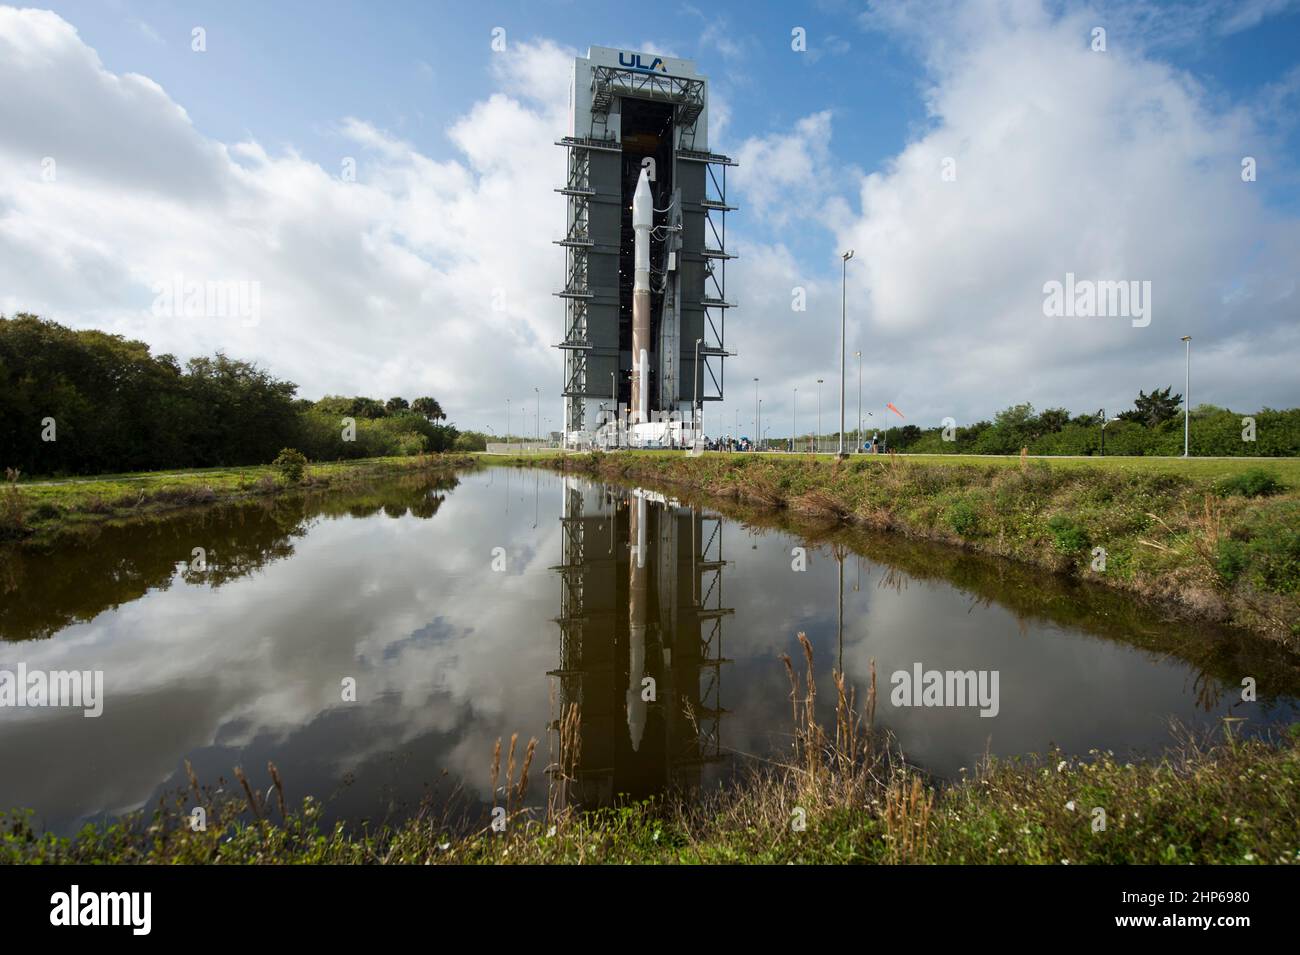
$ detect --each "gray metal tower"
[556,47,736,445]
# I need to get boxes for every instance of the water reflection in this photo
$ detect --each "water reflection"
[549,479,731,810]
[0,467,1296,835]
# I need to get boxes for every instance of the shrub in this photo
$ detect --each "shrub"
[453,432,488,452]
[272,448,308,484]
[1214,505,1300,594]
[947,501,979,537]
[1215,538,1248,583]
[1214,468,1284,499]
[1047,515,1090,553]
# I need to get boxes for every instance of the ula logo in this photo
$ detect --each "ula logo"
[619,52,667,72]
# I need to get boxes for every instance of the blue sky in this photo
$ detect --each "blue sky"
[3,0,1299,434]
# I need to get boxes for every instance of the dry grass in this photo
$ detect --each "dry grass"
[0,468,27,540]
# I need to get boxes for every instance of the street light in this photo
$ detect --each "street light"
[839,249,854,457]
[506,397,511,448]
[816,378,824,454]
[1181,336,1192,458]
[855,350,862,454]
[753,377,760,449]
[534,387,540,444]
[1099,409,1120,456]
[694,338,703,441]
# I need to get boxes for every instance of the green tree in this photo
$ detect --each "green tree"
[1037,407,1070,434]
[1120,387,1182,428]
[385,396,410,414]
[412,397,446,421]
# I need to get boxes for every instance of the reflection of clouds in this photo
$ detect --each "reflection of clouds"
[0,471,566,828]
[4,468,1292,832]
[839,576,1225,774]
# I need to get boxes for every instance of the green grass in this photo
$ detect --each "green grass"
[500,450,1300,645]
[5,714,1295,865]
[485,448,1300,484]
[1,454,477,545]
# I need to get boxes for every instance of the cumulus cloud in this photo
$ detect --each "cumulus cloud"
[0,1,1296,439]
[0,7,572,427]
[829,0,1300,424]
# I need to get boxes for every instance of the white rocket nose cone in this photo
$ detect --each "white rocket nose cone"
[632,168,653,230]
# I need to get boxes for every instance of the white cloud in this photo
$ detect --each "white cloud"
[822,0,1300,424]
[0,2,1296,441]
[0,8,571,428]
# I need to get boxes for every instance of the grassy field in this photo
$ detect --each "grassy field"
[497,449,1300,646]
[489,448,1300,481]
[1,454,477,545]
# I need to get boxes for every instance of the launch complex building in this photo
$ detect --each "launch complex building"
[557,47,736,448]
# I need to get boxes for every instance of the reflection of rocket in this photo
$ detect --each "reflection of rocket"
[627,492,648,750]
[630,168,652,424]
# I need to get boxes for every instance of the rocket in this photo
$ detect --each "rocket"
[631,167,652,424]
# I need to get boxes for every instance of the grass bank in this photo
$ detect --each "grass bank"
[493,451,1300,646]
[0,454,478,546]
[5,639,1297,865]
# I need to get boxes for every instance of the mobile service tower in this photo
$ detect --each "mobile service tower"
[556,47,736,449]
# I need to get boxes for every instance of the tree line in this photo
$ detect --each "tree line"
[881,391,1300,456]
[0,314,476,476]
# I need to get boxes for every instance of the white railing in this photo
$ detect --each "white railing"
[485,441,562,454]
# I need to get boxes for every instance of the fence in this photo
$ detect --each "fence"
[485,441,562,454]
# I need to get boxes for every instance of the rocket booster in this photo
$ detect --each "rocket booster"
[631,168,652,424]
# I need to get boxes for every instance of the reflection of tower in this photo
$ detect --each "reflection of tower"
[550,477,731,809]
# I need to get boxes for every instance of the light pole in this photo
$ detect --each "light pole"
[1181,336,1191,458]
[534,387,540,443]
[855,349,862,454]
[506,398,511,448]
[753,377,760,449]
[792,387,798,453]
[839,249,854,456]
[694,338,703,440]
[816,378,824,454]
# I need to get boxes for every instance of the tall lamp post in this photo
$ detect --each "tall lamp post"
[611,370,618,449]
[839,249,854,456]
[816,378,824,454]
[855,350,862,454]
[1181,336,1192,458]
[506,397,511,449]
[534,387,540,443]
[758,399,764,450]
[694,337,703,440]
[753,377,760,449]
